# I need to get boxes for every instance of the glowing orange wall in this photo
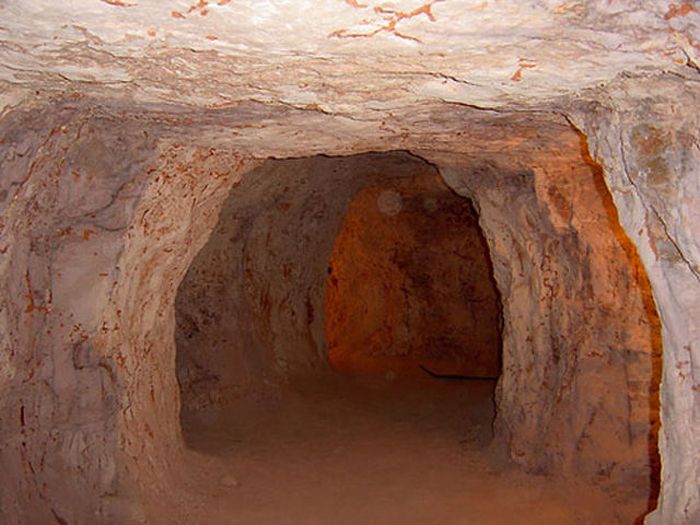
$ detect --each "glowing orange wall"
[324,171,501,378]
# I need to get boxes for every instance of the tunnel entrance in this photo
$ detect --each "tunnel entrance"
[174,151,502,412]
[172,145,660,524]
[173,151,511,520]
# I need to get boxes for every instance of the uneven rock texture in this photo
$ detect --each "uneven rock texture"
[0,101,256,522]
[434,121,661,494]
[570,75,700,525]
[0,0,698,113]
[0,104,160,523]
[0,100,679,524]
[0,1,699,523]
[325,172,501,378]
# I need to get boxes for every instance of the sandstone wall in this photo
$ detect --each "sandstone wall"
[572,75,700,525]
[433,123,660,496]
[0,101,256,522]
[0,103,158,523]
[325,172,501,378]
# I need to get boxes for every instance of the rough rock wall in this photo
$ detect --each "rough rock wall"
[571,75,700,525]
[325,173,501,378]
[434,123,660,497]
[0,103,159,523]
[0,100,255,523]
[92,145,253,521]
[0,1,697,113]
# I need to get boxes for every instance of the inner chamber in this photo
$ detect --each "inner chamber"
[325,171,500,379]
[173,149,660,524]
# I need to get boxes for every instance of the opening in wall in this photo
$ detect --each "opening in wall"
[171,138,660,524]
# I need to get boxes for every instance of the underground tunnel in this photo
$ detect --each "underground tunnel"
[0,104,675,525]
[165,146,659,524]
[1,3,699,524]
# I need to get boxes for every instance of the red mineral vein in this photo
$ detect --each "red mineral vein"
[24,272,48,315]
[511,59,537,81]
[330,0,442,43]
[100,0,136,6]
[664,2,697,20]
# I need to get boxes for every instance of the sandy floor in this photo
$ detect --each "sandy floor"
[168,375,649,525]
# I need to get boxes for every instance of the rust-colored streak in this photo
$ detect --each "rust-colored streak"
[24,271,48,315]
[206,34,218,40]
[392,31,422,43]
[511,59,537,81]
[187,0,208,13]
[664,2,697,20]
[82,229,95,240]
[100,0,136,6]
[375,2,438,22]
[185,0,211,15]
[174,0,222,18]
[330,0,442,43]
[344,0,368,7]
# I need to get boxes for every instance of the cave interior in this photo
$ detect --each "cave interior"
[1,6,699,522]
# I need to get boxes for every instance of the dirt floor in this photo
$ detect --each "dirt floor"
[166,375,649,525]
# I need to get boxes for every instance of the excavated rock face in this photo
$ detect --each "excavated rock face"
[0,1,699,524]
[325,166,501,378]
[436,128,663,489]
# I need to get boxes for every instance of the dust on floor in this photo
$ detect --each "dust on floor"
[158,375,649,525]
